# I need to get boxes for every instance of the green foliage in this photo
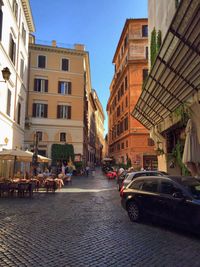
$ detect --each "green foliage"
[156,147,165,156]
[173,103,190,126]
[150,27,157,67]
[156,30,162,53]
[171,142,190,175]
[126,158,132,168]
[74,161,83,174]
[117,163,127,169]
[51,144,74,164]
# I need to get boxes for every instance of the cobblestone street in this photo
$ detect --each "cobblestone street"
[0,169,200,267]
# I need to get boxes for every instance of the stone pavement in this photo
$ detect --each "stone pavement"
[0,168,200,267]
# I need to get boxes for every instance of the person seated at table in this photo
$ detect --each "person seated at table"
[54,177,64,189]
[15,171,22,178]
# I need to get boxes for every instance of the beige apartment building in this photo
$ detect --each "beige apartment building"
[92,89,104,165]
[25,38,92,165]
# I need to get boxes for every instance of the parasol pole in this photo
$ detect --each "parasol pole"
[12,155,16,179]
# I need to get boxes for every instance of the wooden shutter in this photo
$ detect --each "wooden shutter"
[68,82,71,94]
[13,42,16,65]
[62,59,69,71]
[44,104,48,118]
[57,105,60,118]
[67,106,71,119]
[34,79,37,91]
[32,103,36,117]
[45,80,48,92]
[58,81,61,93]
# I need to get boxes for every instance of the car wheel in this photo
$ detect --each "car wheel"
[127,201,140,222]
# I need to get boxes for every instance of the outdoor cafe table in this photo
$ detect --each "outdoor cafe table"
[0,179,36,197]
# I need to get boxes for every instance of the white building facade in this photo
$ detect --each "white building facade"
[0,0,35,150]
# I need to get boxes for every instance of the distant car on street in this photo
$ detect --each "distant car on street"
[118,170,166,191]
[121,176,200,233]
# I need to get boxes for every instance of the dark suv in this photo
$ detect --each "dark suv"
[121,176,200,232]
[118,170,166,191]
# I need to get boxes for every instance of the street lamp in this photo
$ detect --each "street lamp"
[0,67,11,82]
[32,132,39,176]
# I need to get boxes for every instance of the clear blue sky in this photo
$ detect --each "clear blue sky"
[30,0,148,136]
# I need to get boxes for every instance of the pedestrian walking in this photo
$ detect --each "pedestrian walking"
[85,166,90,176]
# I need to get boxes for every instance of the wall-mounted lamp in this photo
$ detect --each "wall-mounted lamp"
[0,67,11,82]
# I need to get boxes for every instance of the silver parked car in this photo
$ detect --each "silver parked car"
[119,170,167,191]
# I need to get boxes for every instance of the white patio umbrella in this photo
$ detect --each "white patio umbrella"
[182,119,200,177]
[0,148,34,178]
[0,148,33,162]
[25,150,51,163]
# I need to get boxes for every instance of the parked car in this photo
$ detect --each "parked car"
[106,170,117,179]
[121,176,200,232]
[118,170,166,191]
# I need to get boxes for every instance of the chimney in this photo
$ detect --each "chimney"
[52,40,57,47]
[29,34,35,44]
[74,44,85,51]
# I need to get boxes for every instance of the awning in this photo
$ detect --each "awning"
[132,0,200,130]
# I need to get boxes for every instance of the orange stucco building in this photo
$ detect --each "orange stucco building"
[107,19,157,170]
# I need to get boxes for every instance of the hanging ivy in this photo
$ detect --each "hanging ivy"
[51,144,74,164]
[171,142,190,175]
[150,27,157,67]
[156,30,162,53]
[173,103,190,126]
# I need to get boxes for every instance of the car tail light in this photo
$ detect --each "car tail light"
[120,185,124,197]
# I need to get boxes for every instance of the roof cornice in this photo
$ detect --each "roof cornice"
[113,18,148,63]
[29,44,87,57]
[21,0,35,32]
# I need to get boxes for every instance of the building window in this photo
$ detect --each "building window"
[0,6,3,41]
[34,79,48,92]
[124,117,128,131]
[117,106,120,117]
[7,89,11,116]
[143,69,148,82]
[121,143,124,149]
[121,83,124,96]
[118,90,120,101]
[17,102,21,124]
[12,0,18,21]
[38,55,46,68]
[120,121,124,134]
[60,132,66,142]
[125,76,128,90]
[9,34,16,65]
[36,131,42,141]
[22,23,26,45]
[125,96,128,107]
[58,81,71,94]
[145,47,148,60]
[124,34,128,48]
[126,140,128,147]
[32,103,48,118]
[148,138,155,146]
[57,105,71,119]
[142,25,148,37]
[61,58,69,71]
[20,58,24,79]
